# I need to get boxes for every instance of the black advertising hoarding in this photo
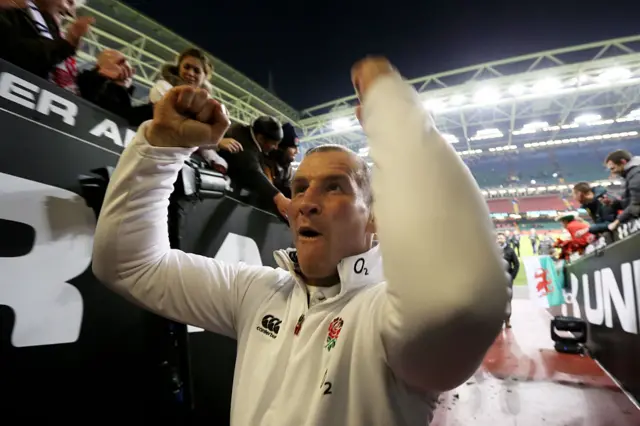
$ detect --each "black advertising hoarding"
[565,234,640,402]
[0,60,293,423]
[181,198,293,425]
[0,60,150,420]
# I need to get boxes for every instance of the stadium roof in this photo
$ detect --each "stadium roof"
[74,0,299,125]
[298,36,640,159]
[69,3,640,159]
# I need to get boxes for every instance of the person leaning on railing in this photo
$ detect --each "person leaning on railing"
[605,150,640,232]
[572,182,618,240]
[0,0,93,92]
[76,48,157,127]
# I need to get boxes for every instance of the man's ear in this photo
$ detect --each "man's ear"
[366,214,376,234]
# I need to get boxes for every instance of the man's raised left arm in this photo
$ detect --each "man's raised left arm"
[356,59,508,392]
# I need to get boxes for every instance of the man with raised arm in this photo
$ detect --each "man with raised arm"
[93,57,508,425]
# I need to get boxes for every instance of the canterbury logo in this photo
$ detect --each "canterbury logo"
[257,314,282,339]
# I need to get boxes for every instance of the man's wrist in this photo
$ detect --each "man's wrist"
[145,123,175,148]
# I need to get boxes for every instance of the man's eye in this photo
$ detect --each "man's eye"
[327,183,341,192]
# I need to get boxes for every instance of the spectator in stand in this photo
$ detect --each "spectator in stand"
[0,0,93,93]
[76,49,155,126]
[556,212,593,247]
[264,122,299,198]
[149,48,239,173]
[572,182,618,238]
[555,212,593,260]
[149,47,213,104]
[219,116,290,218]
[529,228,539,255]
[497,232,519,329]
[604,150,640,231]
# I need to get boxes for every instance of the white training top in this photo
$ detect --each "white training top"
[93,73,508,426]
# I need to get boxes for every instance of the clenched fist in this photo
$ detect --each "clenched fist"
[351,57,398,123]
[146,86,231,149]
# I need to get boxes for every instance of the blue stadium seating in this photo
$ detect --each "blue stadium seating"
[467,138,636,187]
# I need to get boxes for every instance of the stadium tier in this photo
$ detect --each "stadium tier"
[486,195,577,214]
[467,137,636,188]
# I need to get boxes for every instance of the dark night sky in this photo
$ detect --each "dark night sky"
[121,0,638,110]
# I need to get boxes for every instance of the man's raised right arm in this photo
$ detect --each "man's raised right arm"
[93,88,280,337]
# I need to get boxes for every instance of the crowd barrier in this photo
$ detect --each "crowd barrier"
[565,233,640,402]
[0,59,292,424]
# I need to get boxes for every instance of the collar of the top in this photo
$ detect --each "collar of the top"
[273,244,384,296]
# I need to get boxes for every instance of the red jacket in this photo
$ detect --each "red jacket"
[566,220,593,246]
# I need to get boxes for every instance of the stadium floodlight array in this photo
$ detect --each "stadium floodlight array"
[512,110,640,136]
[419,65,638,115]
[480,179,622,198]
[455,109,640,153]
[469,128,504,141]
[331,117,359,132]
[522,131,638,149]
[319,63,640,142]
[349,108,640,161]
[353,129,636,161]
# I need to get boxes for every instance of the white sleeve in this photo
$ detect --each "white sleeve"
[149,80,173,104]
[364,74,508,391]
[92,122,283,338]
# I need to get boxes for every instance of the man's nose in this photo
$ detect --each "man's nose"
[298,191,322,216]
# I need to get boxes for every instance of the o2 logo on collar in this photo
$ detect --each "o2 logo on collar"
[353,258,369,275]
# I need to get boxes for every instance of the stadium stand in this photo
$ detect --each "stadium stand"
[518,195,566,212]
[486,198,513,213]
[487,194,580,214]
[468,138,638,188]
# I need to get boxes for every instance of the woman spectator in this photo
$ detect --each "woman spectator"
[149,48,213,104]
[149,48,241,172]
[0,0,93,92]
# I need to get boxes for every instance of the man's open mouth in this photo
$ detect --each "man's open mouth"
[298,227,322,239]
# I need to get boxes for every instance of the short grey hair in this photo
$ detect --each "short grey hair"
[304,144,373,207]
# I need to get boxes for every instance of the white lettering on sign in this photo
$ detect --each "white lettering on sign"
[89,119,137,148]
[0,173,94,347]
[187,233,262,334]
[0,72,137,150]
[570,260,640,335]
[0,72,78,125]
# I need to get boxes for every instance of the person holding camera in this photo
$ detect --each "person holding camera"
[264,122,299,198]
[218,116,291,218]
